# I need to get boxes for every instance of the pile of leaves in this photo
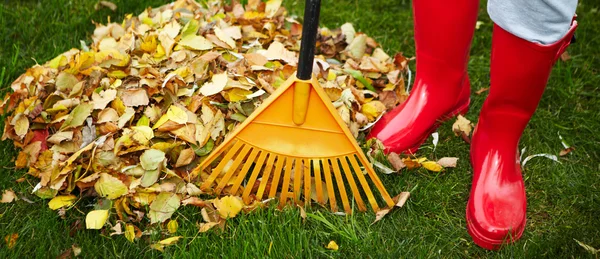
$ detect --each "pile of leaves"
[0,0,416,242]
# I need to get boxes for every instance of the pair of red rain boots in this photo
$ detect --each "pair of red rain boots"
[367,0,577,250]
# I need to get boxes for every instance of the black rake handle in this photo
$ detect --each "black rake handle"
[297,0,321,80]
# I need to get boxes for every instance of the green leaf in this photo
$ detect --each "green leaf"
[343,69,376,92]
[149,192,180,224]
[60,102,93,130]
[192,138,214,156]
[94,173,129,199]
[141,168,160,188]
[140,149,165,170]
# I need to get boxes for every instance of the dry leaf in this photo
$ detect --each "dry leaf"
[437,157,458,168]
[387,152,406,171]
[325,240,339,251]
[96,1,117,11]
[4,233,18,249]
[452,115,473,137]
[1,190,16,203]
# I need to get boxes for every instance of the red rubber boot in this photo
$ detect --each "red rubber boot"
[466,20,578,250]
[367,0,478,154]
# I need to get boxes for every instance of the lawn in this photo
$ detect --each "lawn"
[0,0,599,257]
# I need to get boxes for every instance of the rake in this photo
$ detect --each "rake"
[195,0,395,213]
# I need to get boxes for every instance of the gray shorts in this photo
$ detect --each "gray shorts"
[488,0,578,44]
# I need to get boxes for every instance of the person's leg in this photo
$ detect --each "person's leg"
[367,0,478,154]
[467,0,578,250]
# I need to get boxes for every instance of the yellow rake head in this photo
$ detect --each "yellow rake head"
[191,0,394,213]
[193,75,395,213]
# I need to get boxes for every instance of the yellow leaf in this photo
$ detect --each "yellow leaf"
[4,233,18,249]
[167,219,178,234]
[361,101,386,121]
[214,27,236,49]
[213,195,243,218]
[179,35,213,51]
[13,114,29,138]
[421,161,443,172]
[151,236,182,251]
[200,72,228,97]
[94,173,129,199]
[48,195,77,210]
[86,210,109,229]
[325,240,339,251]
[125,224,136,242]
[223,88,252,102]
[265,0,282,18]
[198,222,218,233]
[153,105,188,129]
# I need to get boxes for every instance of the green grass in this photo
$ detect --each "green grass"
[1,0,599,257]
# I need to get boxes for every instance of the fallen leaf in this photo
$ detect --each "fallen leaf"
[521,153,560,167]
[140,149,166,170]
[198,222,218,233]
[325,240,339,251]
[361,101,386,121]
[121,89,149,107]
[124,224,136,242]
[437,157,458,168]
[151,236,182,251]
[475,87,489,95]
[421,161,442,172]
[175,148,195,167]
[48,195,77,210]
[559,147,575,156]
[86,210,109,229]
[61,103,93,130]
[200,72,229,96]
[96,1,117,11]
[149,192,180,224]
[94,173,128,199]
[167,219,178,234]
[575,239,599,254]
[214,195,243,218]
[394,192,410,207]
[452,115,472,137]
[387,152,406,171]
[4,233,18,249]
[1,190,16,203]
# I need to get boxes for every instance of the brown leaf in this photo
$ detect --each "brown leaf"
[475,87,489,95]
[95,1,117,11]
[387,152,406,171]
[175,148,195,167]
[559,147,575,156]
[120,89,149,107]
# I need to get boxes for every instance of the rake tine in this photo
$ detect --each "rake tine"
[348,154,379,211]
[230,148,262,195]
[313,159,325,204]
[268,156,286,198]
[293,158,303,204]
[330,158,351,214]
[357,153,395,207]
[279,158,294,207]
[256,153,276,200]
[321,158,337,211]
[201,141,244,190]
[214,144,253,194]
[339,156,367,212]
[304,158,312,205]
[241,151,269,203]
